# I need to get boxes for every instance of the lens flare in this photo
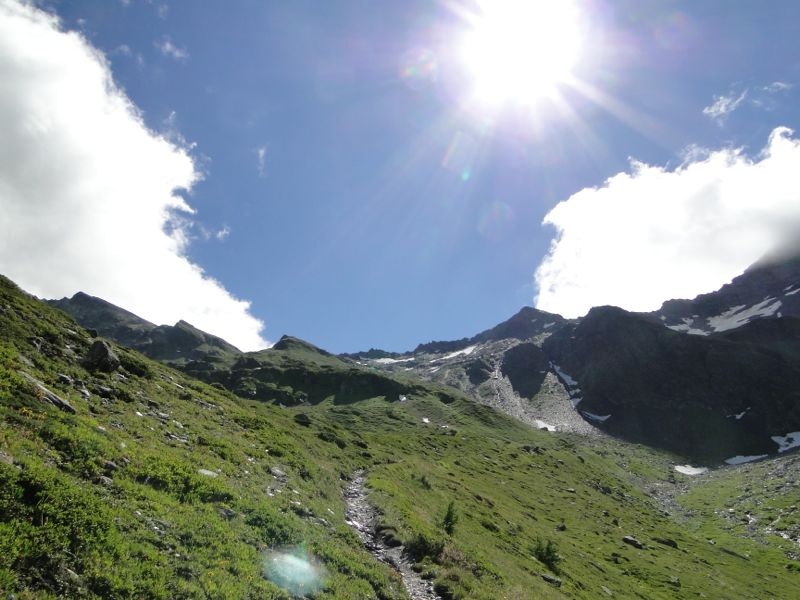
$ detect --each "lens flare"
[262,547,327,596]
[441,130,479,181]
[400,47,438,90]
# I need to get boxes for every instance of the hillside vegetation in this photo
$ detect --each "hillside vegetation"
[1,275,799,599]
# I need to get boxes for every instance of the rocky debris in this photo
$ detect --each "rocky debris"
[83,340,120,372]
[270,466,287,479]
[540,573,562,587]
[344,471,441,600]
[20,372,76,413]
[653,537,679,549]
[197,469,218,477]
[622,535,645,549]
[96,475,114,486]
[57,373,73,385]
[601,585,614,596]
[0,451,14,465]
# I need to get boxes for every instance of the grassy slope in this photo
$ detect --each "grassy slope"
[1,275,798,599]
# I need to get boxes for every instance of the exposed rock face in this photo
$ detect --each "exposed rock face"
[83,340,120,373]
[500,342,549,399]
[543,306,800,462]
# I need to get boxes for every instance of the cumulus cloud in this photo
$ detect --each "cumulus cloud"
[0,0,267,350]
[702,89,747,125]
[535,127,800,317]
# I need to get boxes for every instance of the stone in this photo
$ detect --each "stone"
[57,373,73,385]
[83,340,120,372]
[540,573,562,587]
[622,535,645,549]
[20,372,76,414]
[293,413,312,426]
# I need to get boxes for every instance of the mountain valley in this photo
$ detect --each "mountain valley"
[1,255,799,598]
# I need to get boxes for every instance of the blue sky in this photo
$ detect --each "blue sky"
[2,1,800,352]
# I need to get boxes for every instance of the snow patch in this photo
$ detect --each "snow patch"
[551,363,583,407]
[535,419,556,432]
[771,431,800,453]
[674,465,708,476]
[372,357,413,365]
[436,345,477,361]
[666,318,709,335]
[707,298,782,332]
[543,322,555,329]
[551,363,577,387]
[724,454,768,465]
[785,287,800,297]
[581,411,611,423]
[727,408,750,420]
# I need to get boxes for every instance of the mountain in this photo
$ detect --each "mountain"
[48,291,241,366]
[360,256,800,464]
[650,255,800,335]
[4,272,800,599]
[411,306,567,355]
[44,255,800,466]
[543,306,800,463]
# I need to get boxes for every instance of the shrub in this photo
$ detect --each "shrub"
[441,501,458,536]
[532,537,561,573]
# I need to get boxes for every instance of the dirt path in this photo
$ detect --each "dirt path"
[344,472,442,600]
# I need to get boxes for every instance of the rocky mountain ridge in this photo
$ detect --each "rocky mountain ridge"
[47,255,800,465]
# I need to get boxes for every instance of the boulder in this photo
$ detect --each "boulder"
[622,535,645,549]
[293,413,312,426]
[84,340,120,372]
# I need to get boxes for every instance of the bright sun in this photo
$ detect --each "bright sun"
[459,0,584,108]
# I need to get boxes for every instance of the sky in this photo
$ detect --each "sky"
[1,0,800,353]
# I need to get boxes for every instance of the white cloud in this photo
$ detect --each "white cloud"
[702,89,747,125]
[535,127,800,318]
[113,43,132,56]
[0,0,267,350]
[215,225,231,241]
[157,4,168,20]
[764,81,792,93]
[256,145,267,177]
[155,35,187,61]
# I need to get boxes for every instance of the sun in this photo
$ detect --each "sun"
[458,0,584,108]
